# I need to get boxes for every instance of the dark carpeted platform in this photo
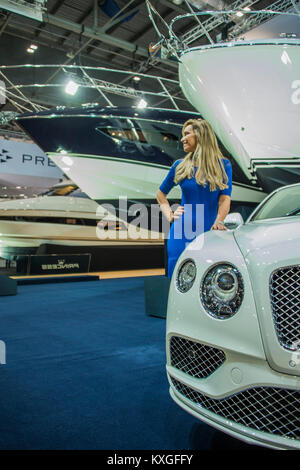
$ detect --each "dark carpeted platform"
[0,277,258,450]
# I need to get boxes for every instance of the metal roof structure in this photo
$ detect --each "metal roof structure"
[0,0,299,122]
[0,0,298,198]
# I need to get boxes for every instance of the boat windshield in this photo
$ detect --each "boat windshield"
[96,118,182,152]
[41,186,88,198]
[250,185,300,222]
[41,185,77,196]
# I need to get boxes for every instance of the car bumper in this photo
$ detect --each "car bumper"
[166,334,300,450]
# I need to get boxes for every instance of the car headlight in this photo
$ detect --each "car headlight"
[201,263,244,319]
[176,259,196,293]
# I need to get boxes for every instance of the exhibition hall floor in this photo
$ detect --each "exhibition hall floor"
[0,273,263,450]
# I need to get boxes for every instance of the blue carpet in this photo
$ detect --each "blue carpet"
[0,277,255,450]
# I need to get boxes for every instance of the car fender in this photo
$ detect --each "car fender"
[167,229,266,361]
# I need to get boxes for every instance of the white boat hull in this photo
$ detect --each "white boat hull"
[0,222,163,249]
[49,152,266,205]
[49,152,182,201]
[179,39,300,185]
[0,194,164,255]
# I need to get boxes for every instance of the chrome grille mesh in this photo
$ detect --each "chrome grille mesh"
[171,378,300,440]
[169,336,226,378]
[270,265,300,350]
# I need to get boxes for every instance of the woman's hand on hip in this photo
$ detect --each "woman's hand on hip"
[172,206,184,221]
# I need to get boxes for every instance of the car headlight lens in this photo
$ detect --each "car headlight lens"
[176,259,196,293]
[201,263,244,319]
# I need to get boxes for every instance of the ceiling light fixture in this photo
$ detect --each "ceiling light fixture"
[27,44,38,53]
[137,98,147,109]
[65,79,79,96]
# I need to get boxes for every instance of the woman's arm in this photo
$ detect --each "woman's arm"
[211,195,231,230]
[156,189,184,223]
[156,189,174,223]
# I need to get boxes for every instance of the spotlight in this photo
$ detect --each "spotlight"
[137,98,147,109]
[65,80,79,96]
[26,44,38,53]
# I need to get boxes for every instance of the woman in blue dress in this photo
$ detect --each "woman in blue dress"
[156,119,232,279]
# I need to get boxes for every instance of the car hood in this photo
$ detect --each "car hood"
[233,217,300,259]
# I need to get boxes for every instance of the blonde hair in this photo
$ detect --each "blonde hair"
[174,119,228,191]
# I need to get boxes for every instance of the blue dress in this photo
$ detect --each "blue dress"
[159,158,232,279]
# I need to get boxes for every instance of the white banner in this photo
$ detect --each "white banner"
[0,139,63,178]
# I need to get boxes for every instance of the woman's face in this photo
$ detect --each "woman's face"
[181,124,197,153]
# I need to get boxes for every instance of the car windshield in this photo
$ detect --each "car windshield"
[250,185,300,222]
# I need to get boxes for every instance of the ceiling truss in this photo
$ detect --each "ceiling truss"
[0,0,299,118]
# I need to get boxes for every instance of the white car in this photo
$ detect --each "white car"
[166,183,300,450]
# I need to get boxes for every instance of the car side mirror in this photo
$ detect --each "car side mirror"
[224,212,244,229]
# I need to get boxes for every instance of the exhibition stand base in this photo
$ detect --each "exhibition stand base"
[144,275,170,319]
[0,274,17,296]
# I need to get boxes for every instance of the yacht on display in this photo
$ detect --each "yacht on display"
[3,6,300,237]
[151,4,300,193]
[178,38,300,193]
[0,179,163,262]
[15,105,266,228]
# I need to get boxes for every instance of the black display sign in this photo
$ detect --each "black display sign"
[27,254,91,275]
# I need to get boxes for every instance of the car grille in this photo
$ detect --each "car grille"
[169,336,226,378]
[270,265,300,350]
[171,377,300,440]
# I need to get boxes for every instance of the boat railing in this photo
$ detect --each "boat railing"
[147,0,300,55]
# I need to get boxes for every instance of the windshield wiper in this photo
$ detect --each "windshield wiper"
[285,207,300,217]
